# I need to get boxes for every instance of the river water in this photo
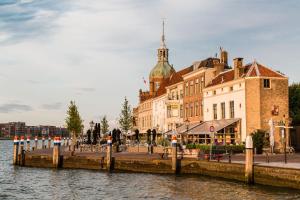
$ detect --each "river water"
[1,140,300,200]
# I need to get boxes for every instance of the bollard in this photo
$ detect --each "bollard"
[34,136,38,150]
[107,136,112,171]
[48,137,51,149]
[42,136,45,149]
[245,135,254,184]
[13,136,19,165]
[67,138,69,149]
[26,136,31,152]
[53,137,61,168]
[19,136,25,166]
[171,135,178,173]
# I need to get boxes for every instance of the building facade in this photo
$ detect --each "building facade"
[203,59,288,149]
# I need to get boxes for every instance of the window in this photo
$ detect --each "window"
[221,102,225,119]
[180,105,183,118]
[185,82,189,96]
[167,106,171,118]
[213,90,216,95]
[213,104,217,120]
[200,77,204,93]
[201,101,204,116]
[155,82,160,91]
[190,103,194,117]
[180,90,183,99]
[195,79,199,94]
[195,102,199,116]
[230,86,233,91]
[190,81,194,95]
[263,79,270,88]
[230,101,235,118]
[185,104,189,118]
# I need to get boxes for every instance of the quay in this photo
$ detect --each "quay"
[12,136,300,191]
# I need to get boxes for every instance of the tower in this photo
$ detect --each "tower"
[149,20,175,96]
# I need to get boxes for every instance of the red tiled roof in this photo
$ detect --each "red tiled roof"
[207,70,234,87]
[154,66,193,98]
[207,61,285,87]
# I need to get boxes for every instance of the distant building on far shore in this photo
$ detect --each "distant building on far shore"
[0,122,69,138]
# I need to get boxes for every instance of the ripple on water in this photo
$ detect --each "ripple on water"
[1,140,300,200]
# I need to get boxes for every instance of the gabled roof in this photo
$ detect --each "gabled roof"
[206,61,286,87]
[154,66,194,98]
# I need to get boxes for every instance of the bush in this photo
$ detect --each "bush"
[186,144,245,154]
[252,130,267,154]
[157,138,170,146]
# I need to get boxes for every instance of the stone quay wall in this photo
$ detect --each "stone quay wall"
[23,152,300,190]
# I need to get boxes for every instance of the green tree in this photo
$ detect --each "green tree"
[65,101,83,152]
[289,83,300,125]
[101,116,109,134]
[118,97,133,133]
[252,130,267,154]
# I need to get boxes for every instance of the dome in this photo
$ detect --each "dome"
[149,61,174,79]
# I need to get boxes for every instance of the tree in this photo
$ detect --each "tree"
[65,101,83,152]
[252,130,268,154]
[119,97,133,133]
[289,83,300,125]
[101,116,109,135]
[87,129,91,144]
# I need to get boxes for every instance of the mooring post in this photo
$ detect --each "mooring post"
[245,135,254,184]
[107,136,112,171]
[42,136,45,149]
[48,136,51,149]
[19,136,25,166]
[171,135,178,173]
[34,136,38,150]
[13,136,19,165]
[26,136,31,152]
[53,137,61,168]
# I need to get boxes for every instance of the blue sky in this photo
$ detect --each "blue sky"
[0,0,299,128]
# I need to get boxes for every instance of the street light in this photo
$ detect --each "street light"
[184,119,190,145]
[89,120,95,144]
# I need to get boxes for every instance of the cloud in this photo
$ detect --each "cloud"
[75,87,96,92]
[41,102,62,110]
[0,103,33,113]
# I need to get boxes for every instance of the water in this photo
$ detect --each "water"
[1,140,300,200]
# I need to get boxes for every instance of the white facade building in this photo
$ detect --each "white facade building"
[152,94,167,133]
[203,76,246,142]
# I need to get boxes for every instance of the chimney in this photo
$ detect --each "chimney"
[233,58,244,79]
[220,47,228,65]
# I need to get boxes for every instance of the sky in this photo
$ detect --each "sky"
[0,0,299,129]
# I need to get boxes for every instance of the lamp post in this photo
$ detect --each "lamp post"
[184,119,190,145]
[89,120,95,144]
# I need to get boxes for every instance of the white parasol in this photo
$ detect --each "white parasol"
[268,118,275,148]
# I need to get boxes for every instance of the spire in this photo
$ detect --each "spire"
[160,19,167,48]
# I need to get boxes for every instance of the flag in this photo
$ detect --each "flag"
[142,77,147,85]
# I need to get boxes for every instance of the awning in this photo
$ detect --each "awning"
[188,118,240,135]
[165,122,201,135]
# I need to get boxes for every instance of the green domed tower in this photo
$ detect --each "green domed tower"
[149,21,175,96]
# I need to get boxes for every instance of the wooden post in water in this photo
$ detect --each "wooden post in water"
[26,136,31,152]
[245,135,254,184]
[53,137,61,168]
[42,136,45,149]
[19,136,25,166]
[13,136,19,165]
[34,136,38,150]
[171,135,178,173]
[48,137,51,149]
[107,136,112,171]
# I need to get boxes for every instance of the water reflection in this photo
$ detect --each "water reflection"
[1,140,300,200]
